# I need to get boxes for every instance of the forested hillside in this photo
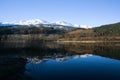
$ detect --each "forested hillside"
[0,26,67,41]
[94,22,120,36]
[63,22,120,41]
[0,22,120,41]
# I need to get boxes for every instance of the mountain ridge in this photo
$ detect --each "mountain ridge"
[0,21,120,42]
[1,19,91,29]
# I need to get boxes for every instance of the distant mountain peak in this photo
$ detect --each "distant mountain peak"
[13,19,49,25]
[55,21,73,26]
[2,19,49,25]
[73,24,80,27]
[80,25,92,29]
[1,19,92,29]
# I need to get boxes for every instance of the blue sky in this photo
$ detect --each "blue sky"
[0,0,120,27]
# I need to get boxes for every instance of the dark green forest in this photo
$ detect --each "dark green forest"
[94,22,120,36]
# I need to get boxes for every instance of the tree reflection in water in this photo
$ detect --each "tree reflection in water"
[0,41,120,80]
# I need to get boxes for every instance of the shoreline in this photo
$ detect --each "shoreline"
[56,41,120,43]
[0,40,120,43]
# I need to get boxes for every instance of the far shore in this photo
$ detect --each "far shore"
[0,40,120,43]
[56,40,120,43]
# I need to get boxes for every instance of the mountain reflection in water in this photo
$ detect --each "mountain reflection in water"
[0,41,120,80]
[25,54,120,80]
[26,54,93,64]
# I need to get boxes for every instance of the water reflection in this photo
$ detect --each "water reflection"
[0,41,120,60]
[25,54,120,80]
[26,54,93,64]
[0,41,120,80]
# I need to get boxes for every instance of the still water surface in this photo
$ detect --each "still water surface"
[0,41,120,80]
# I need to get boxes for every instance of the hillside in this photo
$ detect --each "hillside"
[0,25,68,41]
[63,22,120,41]
[94,22,120,36]
[0,22,120,41]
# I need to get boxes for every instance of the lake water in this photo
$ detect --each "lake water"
[0,41,120,80]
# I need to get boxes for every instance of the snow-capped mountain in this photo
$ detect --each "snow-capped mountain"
[1,19,92,29]
[55,21,73,26]
[80,25,92,29]
[6,19,49,25]
[0,22,15,26]
[73,24,92,29]
[73,24,80,27]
